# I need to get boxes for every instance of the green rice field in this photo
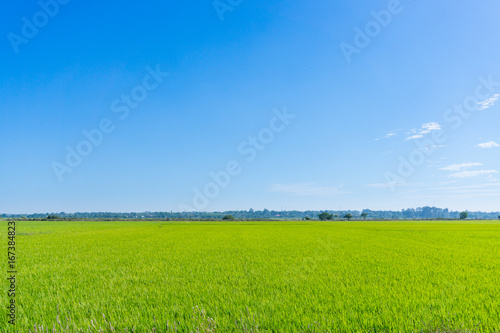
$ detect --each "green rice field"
[2,220,500,332]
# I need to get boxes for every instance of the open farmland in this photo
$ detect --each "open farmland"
[2,220,500,332]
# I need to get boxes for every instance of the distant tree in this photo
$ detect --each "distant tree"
[222,215,235,220]
[304,216,311,221]
[498,215,500,220]
[343,213,353,220]
[318,212,333,221]
[47,215,60,220]
[459,211,468,220]
[361,212,368,220]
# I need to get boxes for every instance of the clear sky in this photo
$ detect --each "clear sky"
[1,0,500,213]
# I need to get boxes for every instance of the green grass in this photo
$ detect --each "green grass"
[2,220,500,332]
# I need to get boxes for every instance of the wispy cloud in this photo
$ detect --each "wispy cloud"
[487,174,499,182]
[440,162,497,179]
[365,182,426,189]
[438,180,458,185]
[406,122,441,140]
[406,134,424,140]
[477,141,500,149]
[477,94,499,111]
[393,182,500,201]
[378,122,442,141]
[440,163,482,171]
[268,183,345,196]
[376,129,400,140]
[449,170,498,179]
[420,122,441,133]
[417,144,444,152]
[404,190,500,201]
[434,182,500,191]
[366,181,406,189]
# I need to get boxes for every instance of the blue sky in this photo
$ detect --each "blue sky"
[1,0,500,213]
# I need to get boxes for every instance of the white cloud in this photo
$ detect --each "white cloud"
[435,182,500,191]
[420,122,441,133]
[268,183,344,196]
[449,170,498,179]
[406,122,441,140]
[417,145,444,152]
[440,163,497,179]
[438,180,458,185]
[477,94,499,111]
[477,141,500,149]
[406,134,424,140]
[487,174,499,182]
[376,130,400,140]
[365,182,425,189]
[440,163,483,171]
[405,189,500,200]
[366,181,406,189]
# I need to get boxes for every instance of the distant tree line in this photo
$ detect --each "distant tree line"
[2,206,500,221]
